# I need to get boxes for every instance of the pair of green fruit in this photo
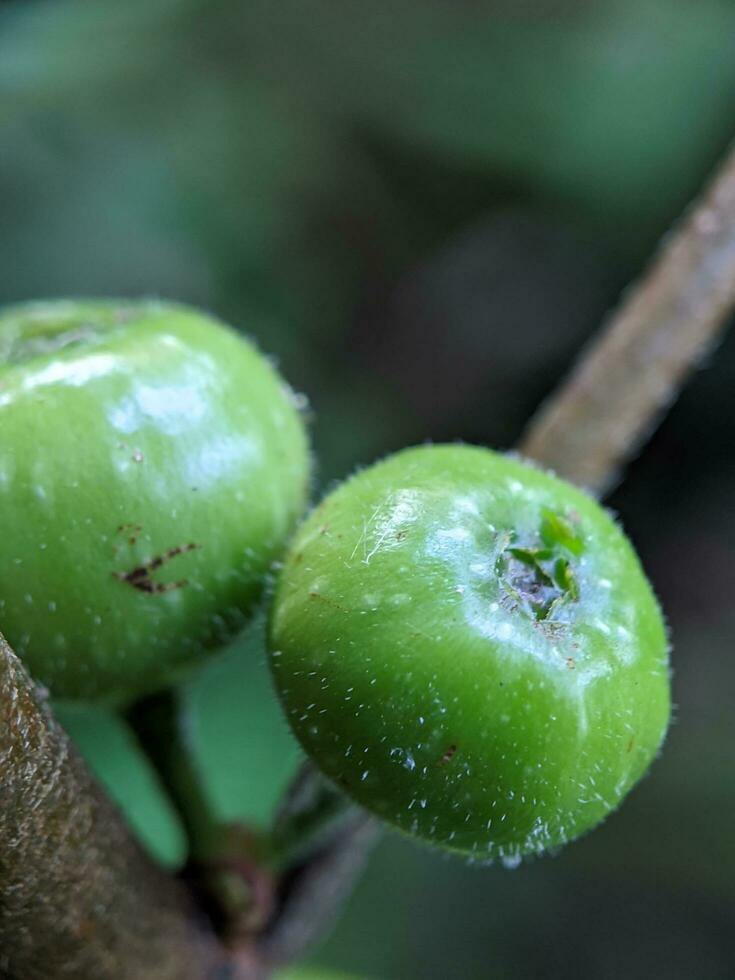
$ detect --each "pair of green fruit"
[0,300,670,861]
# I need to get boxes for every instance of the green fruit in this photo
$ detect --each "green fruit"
[269,445,670,861]
[0,300,309,703]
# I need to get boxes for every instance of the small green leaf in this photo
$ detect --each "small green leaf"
[540,509,585,556]
[553,557,580,601]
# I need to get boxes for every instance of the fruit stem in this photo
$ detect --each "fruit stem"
[260,762,378,967]
[127,689,224,863]
[521,140,735,495]
[127,693,378,966]
[270,761,369,871]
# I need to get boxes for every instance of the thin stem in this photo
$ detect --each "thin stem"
[0,633,247,980]
[129,696,378,962]
[262,763,378,967]
[127,689,224,862]
[520,141,735,495]
[270,760,365,872]
[128,691,276,944]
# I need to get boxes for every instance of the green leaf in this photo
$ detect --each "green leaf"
[181,614,303,828]
[53,700,188,869]
[540,509,585,556]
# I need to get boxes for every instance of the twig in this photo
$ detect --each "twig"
[261,763,378,967]
[127,689,225,863]
[261,815,378,969]
[0,633,258,980]
[520,141,735,495]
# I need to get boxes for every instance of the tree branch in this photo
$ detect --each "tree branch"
[520,142,735,494]
[0,633,255,980]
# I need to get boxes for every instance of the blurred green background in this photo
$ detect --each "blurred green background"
[2,1,735,977]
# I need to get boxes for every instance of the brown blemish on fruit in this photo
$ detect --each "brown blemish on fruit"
[566,656,576,670]
[437,744,458,767]
[308,591,350,614]
[395,529,408,542]
[116,523,143,547]
[626,735,636,753]
[115,543,200,594]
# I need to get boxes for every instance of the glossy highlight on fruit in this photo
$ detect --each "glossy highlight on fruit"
[269,445,670,860]
[0,300,310,703]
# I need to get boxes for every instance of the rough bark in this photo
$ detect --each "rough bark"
[0,634,225,980]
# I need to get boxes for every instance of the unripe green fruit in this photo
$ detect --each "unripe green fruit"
[0,300,309,703]
[269,445,670,861]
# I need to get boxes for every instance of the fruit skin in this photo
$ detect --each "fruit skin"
[268,445,670,860]
[0,300,309,703]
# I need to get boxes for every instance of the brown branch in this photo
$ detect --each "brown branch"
[260,809,378,969]
[0,633,258,980]
[520,141,735,494]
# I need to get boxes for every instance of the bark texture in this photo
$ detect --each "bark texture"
[0,634,223,980]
